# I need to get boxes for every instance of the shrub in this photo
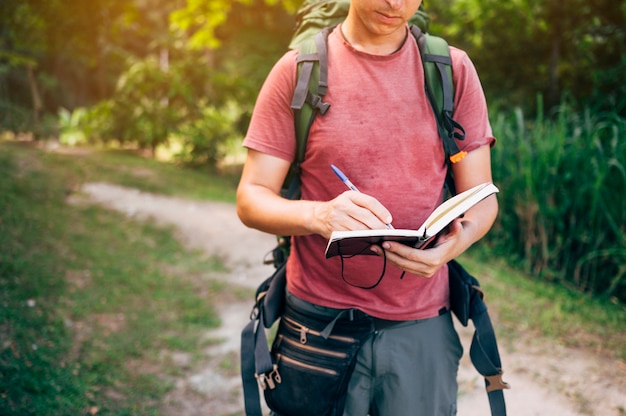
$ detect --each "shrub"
[490,98,626,303]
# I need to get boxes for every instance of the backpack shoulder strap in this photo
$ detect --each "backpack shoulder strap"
[270,27,334,264]
[448,260,510,416]
[289,27,332,188]
[410,25,467,190]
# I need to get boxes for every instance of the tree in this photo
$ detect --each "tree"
[0,1,46,132]
[427,0,626,113]
[79,0,295,161]
[0,0,299,165]
[0,0,138,136]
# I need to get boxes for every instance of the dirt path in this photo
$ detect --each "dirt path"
[79,182,626,416]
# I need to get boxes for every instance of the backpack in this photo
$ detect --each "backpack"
[241,2,509,415]
[275,1,466,265]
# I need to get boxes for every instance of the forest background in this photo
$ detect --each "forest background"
[1,1,625,312]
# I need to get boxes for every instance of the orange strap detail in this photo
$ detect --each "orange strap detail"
[449,150,468,164]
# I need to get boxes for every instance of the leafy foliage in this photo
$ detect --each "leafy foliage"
[428,0,626,114]
[66,0,294,160]
[489,100,626,302]
[173,101,244,166]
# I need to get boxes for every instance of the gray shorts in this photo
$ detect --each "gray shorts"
[285,292,463,416]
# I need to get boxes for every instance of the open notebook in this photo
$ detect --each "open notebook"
[325,182,499,258]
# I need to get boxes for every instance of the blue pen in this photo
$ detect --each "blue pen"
[330,164,394,229]
[330,164,360,192]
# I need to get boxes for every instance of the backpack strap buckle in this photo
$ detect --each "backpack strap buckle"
[255,372,268,390]
[255,364,281,391]
[485,370,511,393]
[308,92,331,115]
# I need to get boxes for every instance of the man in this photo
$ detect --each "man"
[237,0,498,414]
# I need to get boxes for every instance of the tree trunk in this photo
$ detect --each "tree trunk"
[547,24,562,109]
[26,65,42,135]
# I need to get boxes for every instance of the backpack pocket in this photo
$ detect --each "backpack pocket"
[263,306,371,416]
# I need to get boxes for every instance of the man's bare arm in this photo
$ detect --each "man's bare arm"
[236,149,394,239]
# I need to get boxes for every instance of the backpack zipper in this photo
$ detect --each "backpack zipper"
[276,353,339,376]
[283,315,356,344]
[277,334,348,359]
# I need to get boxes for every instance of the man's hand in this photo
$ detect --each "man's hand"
[312,190,394,239]
[369,218,464,278]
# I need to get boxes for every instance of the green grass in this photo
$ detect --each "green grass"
[0,141,237,415]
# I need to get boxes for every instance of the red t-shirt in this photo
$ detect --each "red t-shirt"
[244,25,495,320]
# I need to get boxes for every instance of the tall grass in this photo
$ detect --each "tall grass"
[490,98,626,302]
